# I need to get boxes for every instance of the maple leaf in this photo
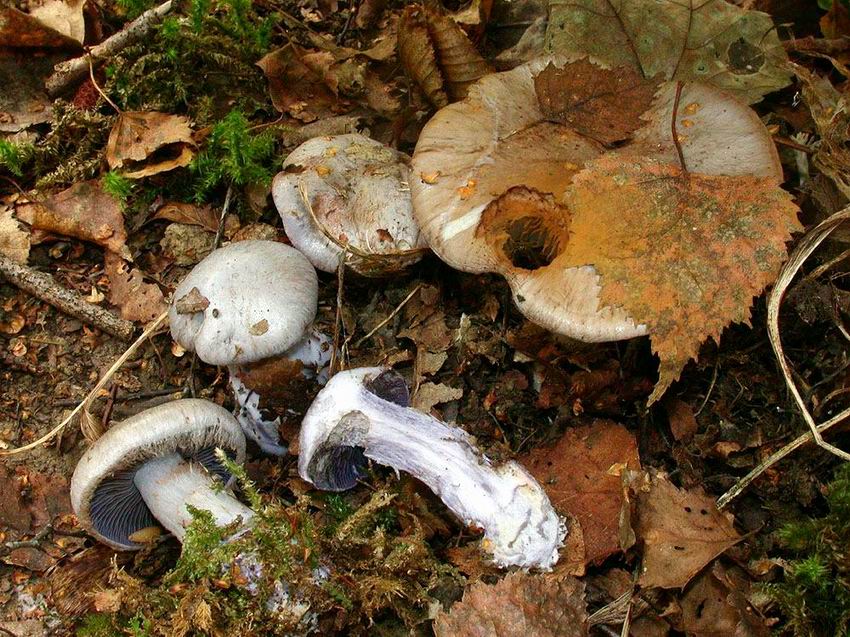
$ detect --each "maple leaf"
[545,0,791,104]
[559,154,801,402]
[434,572,588,637]
[534,60,661,145]
[633,472,741,589]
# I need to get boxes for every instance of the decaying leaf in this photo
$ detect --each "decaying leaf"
[104,252,166,323]
[412,382,463,412]
[29,0,85,44]
[257,45,346,122]
[0,5,82,49]
[151,202,238,237]
[398,5,491,107]
[679,562,769,636]
[15,180,130,259]
[521,420,640,565]
[0,206,30,263]
[434,572,588,637]
[106,112,195,179]
[545,0,791,104]
[534,60,661,145]
[0,52,55,133]
[562,155,801,401]
[633,472,741,589]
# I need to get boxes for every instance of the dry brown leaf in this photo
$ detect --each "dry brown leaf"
[104,252,166,323]
[106,112,195,179]
[257,45,347,122]
[679,562,769,636]
[521,420,640,566]
[0,206,30,263]
[562,155,800,402]
[412,382,463,412]
[546,0,791,104]
[151,202,238,237]
[534,60,661,145]
[15,180,130,258]
[821,0,850,39]
[0,52,55,133]
[29,0,85,44]
[398,5,491,107]
[0,6,82,48]
[633,472,741,589]
[665,398,699,442]
[434,572,588,637]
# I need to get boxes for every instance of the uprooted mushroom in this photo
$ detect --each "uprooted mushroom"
[272,134,428,276]
[410,54,799,400]
[169,240,331,454]
[298,367,565,569]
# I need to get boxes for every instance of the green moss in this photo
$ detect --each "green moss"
[766,464,850,636]
[0,140,33,177]
[101,171,135,205]
[75,613,121,637]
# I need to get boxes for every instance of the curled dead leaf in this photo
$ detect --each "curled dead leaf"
[104,252,167,324]
[106,112,195,179]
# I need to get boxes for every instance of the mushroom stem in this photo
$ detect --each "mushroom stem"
[299,368,565,569]
[134,453,253,542]
[284,326,333,382]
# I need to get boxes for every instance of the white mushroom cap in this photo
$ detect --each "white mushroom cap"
[70,399,246,551]
[169,240,319,366]
[410,55,783,343]
[272,134,428,276]
[299,367,565,569]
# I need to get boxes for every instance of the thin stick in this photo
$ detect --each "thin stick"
[213,184,233,249]
[0,253,135,340]
[0,311,168,456]
[671,81,688,175]
[717,206,850,507]
[329,251,346,376]
[46,0,173,96]
[353,283,422,348]
[88,56,121,114]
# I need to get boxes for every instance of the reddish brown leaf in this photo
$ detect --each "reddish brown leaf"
[15,180,130,258]
[634,472,741,589]
[521,420,640,565]
[680,562,769,636]
[104,252,166,324]
[151,202,238,237]
[534,60,661,145]
[563,155,801,402]
[434,572,588,637]
[665,398,699,442]
[0,6,82,49]
[106,111,195,179]
[398,5,491,107]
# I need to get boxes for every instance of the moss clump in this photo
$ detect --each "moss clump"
[767,464,850,636]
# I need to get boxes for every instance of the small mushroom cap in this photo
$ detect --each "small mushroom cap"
[70,399,246,551]
[410,55,783,342]
[169,240,318,366]
[272,134,428,276]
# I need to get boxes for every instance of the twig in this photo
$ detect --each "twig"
[694,360,719,417]
[1,524,54,556]
[0,253,135,340]
[671,81,688,175]
[352,283,422,348]
[717,206,850,507]
[45,0,174,96]
[213,184,233,249]
[0,311,169,456]
[87,56,121,114]
[784,36,850,56]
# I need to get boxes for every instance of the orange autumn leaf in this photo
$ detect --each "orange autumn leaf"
[106,111,195,179]
[562,155,801,402]
[534,60,662,145]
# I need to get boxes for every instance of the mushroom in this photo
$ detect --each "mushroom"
[70,399,251,550]
[298,367,565,569]
[272,134,428,277]
[409,55,783,343]
[169,240,331,455]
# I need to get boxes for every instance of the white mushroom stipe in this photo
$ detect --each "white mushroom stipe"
[134,453,253,541]
[298,367,565,569]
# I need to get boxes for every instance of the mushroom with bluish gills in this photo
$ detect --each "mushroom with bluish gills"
[298,367,565,569]
[169,240,331,455]
[272,134,428,277]
[70,399,251,551]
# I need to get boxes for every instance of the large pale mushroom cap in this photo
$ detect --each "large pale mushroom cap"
[272,134,428,276]
[70,399,245,550]
[410,55,783,342]
[169,240,318,366]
